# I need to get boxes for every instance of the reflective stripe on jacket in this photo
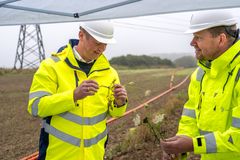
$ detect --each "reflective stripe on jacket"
[28,39,127,160]
[177,40,240,160]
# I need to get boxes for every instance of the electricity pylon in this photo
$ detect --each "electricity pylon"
[14,24,45,69]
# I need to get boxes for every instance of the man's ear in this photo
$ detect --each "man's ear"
[79,30,83,40]
[218,33,227,47]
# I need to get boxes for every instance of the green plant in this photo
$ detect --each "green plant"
[142,114,166,143]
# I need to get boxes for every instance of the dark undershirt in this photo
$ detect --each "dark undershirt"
[75,59,95,75]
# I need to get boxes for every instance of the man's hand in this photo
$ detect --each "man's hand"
[74,80,99,101]
[161,135,193,154]
[113,84,127,106]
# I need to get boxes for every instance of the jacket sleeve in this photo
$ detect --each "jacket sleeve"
[193,76,240,154]
[28,58,76,118]
[177,69,200,138]
[108,67,127,118]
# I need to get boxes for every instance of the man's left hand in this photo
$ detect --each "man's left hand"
[113,84,127,107]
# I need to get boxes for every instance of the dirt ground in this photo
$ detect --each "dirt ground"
[0,70,40,160]
[0,68,199,160]
[106,81,200,160]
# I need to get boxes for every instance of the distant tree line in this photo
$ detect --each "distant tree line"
[174,56,197,68]
[110,54,174,68]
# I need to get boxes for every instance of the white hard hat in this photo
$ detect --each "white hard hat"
[81,21,116,44]
[185,10,238,34]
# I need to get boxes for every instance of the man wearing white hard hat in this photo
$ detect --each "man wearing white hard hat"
[161,10,240,160]
[28,21,128,160]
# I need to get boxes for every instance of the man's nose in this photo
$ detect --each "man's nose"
[190,39,196,47]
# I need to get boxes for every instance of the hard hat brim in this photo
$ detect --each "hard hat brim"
[184,28,206,34]
[91,34,116,44]
[185,18,238,34]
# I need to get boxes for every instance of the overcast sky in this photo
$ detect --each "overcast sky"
[0,8,239,68]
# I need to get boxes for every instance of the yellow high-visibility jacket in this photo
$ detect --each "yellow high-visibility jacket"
[177,40,240,160]
[28,39,127,160]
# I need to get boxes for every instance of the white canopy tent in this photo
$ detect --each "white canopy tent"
[0,0,240,68]
[1,0,240,26]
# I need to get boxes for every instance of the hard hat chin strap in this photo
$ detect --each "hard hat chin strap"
[225,27,239,44]
[233,29,239,44]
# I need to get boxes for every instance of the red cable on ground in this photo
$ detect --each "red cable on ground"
[107,75,189,124]
[20,152,39,160]
[20,75,189,160]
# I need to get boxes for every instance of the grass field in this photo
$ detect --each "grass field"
[0,67,195,160]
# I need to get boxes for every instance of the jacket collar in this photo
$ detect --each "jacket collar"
[198,40,240,78]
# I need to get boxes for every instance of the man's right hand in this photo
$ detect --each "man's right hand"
[74,80,99,101]
[161,135,193,154]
